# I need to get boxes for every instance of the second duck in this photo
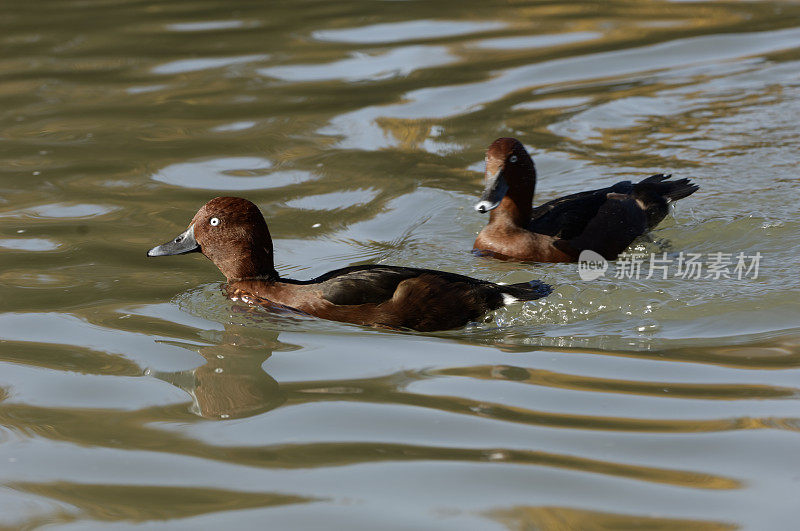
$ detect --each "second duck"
[473,138,699,262]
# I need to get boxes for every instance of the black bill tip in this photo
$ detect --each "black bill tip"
[147,224,200,257]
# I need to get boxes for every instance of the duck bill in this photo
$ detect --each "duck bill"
[147,224,200,257]
[474,170,508,213]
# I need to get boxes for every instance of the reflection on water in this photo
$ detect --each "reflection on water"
[261,46,457,83]
[1,0,800,528]
[312,20,507,44]
[487,505,736,531]
[147,324,289,420]
[154,156,316,191]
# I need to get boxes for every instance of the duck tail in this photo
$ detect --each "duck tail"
[638,174,700,202]
[500,279,552,303]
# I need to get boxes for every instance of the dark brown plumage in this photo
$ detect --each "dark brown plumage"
[148,197,551,332]
[473,138,699,262]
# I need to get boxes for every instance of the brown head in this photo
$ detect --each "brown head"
[474,138,536,225]
[147,197,278,282]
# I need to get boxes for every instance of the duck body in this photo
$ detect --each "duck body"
[473,138,699,262]
[148,197,550,332]
[228,264,550,332]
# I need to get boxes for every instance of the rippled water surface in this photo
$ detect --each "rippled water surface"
[2,0,800,528]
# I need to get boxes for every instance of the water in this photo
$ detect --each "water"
[2,0,800,528]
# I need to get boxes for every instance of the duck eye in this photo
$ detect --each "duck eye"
[210,217,220,226]
[509,155,518,163]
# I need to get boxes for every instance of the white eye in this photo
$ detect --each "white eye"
[509,155,518,163]
[210,217,220,226]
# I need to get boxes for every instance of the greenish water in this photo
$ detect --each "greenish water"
[2,0,800,528]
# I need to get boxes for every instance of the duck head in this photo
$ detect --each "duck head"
[147,196,278,282]
[474,138,536,224]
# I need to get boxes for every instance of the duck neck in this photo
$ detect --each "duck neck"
[215,242,279,283]
[490,181,534,227]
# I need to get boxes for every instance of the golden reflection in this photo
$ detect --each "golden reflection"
[150,320,785,441]
[347,0,756,156]
[8,482,314,524]
[433,364,798,400]
[624,333,800,370]
[487,505,735,531]
[0,340,140,377]
[378,118,438,150]
[281,374,752,434]
[0,358,743,490]
[0,401,741,491]
[149,324,292,420]
[461,331,800,371]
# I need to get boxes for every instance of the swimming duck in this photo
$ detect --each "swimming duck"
[473,138,699,262]
[147,197,551,332]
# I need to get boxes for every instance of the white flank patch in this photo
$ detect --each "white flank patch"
[502,293,518,305]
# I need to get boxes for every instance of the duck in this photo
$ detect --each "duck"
[147,197,551,332]
[473,137,699,262]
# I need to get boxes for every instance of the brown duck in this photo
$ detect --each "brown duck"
[473,138,699,262]
[148,197,551,332]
